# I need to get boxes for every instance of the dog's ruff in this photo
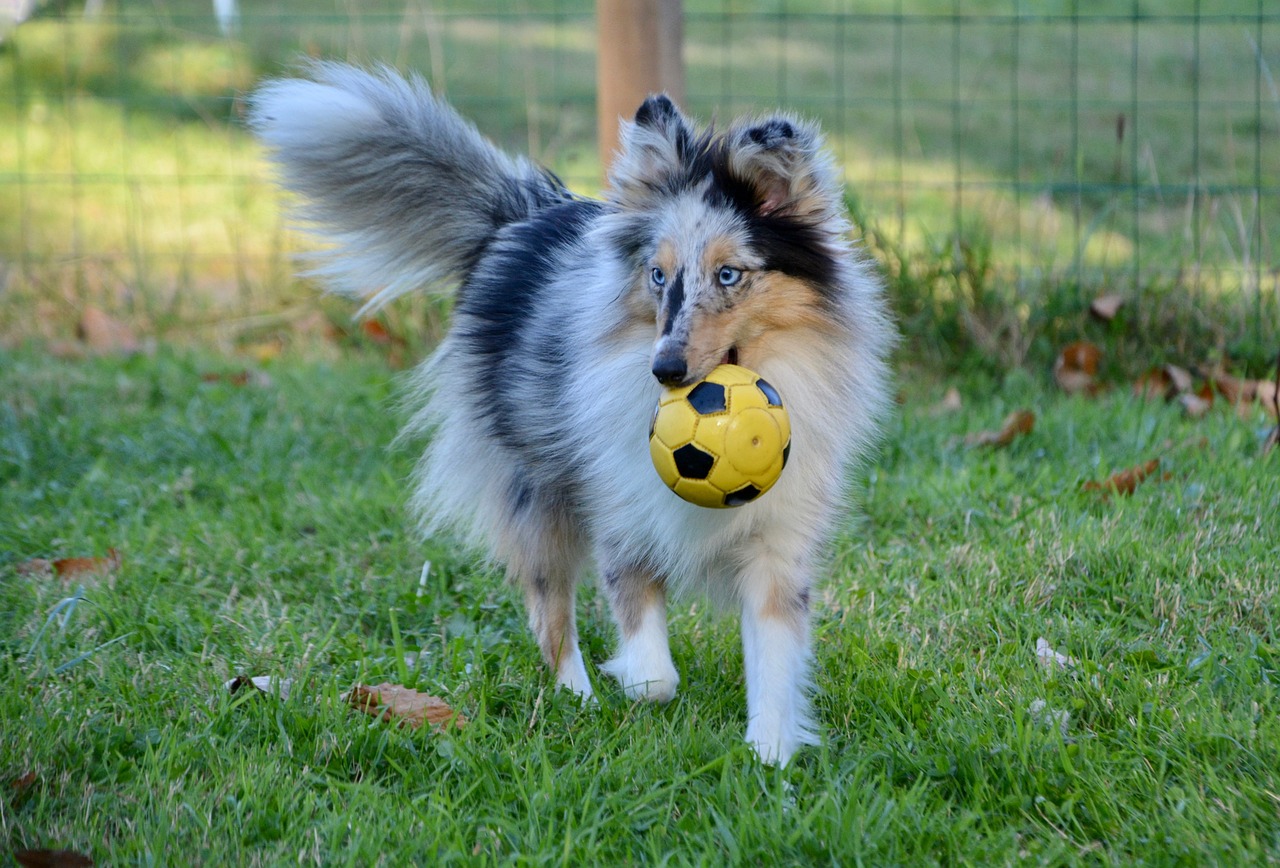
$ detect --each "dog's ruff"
[250,62,895,766]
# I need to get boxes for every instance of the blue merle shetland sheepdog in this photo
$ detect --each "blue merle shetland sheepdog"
[250,62,894,766]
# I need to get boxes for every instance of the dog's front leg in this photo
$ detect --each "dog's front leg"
[738,552,817,766]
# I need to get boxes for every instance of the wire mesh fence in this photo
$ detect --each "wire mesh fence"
[1,1,1276,361]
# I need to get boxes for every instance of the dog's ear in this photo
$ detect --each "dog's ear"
[608,94,694,207]
[724,116,836,220]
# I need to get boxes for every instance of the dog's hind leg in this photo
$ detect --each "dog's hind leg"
[737,547,819,767]
[519,567,593,699]
[598,558,679,703]
[500,497,593,699]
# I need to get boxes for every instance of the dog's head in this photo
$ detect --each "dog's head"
[605,95,850,387]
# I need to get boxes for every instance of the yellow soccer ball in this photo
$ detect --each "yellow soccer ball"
[648,364,791,508]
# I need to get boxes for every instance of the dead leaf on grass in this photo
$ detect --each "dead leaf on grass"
[14,559,53,577]
[1088,293,1125,321]
[77,306,140,356]
[14,850,93,868]
[966,410,1035,448]
[1207,368,1251,404]
[1177,390,1212,419]
[45,340,86,360]
[200,370,273,388]
[15,550,120,579]
[1133,364,1193,401]
[931,387,963,415]
[224,675,293,701]
[1082,459,1161,496]
[1053,341,1102,395]
[1035,637,1076,672]
[12,772,37,794]
[360,319,404,346]
[1258,379,1279,420]
[345,683,466,731]
[1028,699,1071,737]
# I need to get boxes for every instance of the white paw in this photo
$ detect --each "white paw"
[554,648,595,701]
[746,709,818,767]
[746,722,795,767]
[600,654,679,703]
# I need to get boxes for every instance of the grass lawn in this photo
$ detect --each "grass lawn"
[3,345,1278,864]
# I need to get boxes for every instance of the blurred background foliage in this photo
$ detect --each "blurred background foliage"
[0,0,1276,371]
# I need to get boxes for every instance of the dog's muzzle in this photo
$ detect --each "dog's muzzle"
[651,350,688,386]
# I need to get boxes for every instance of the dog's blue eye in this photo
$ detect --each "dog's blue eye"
[651,267,666,287]
[718,267,742,287]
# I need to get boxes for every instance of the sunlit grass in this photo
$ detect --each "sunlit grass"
[2,347,1278,863]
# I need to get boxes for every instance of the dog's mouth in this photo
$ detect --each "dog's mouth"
[721,346,739,367]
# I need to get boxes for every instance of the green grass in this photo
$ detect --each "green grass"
[3,347,1279,864]
[1,1,1276,367]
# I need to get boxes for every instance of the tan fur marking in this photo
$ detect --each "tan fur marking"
[701,236,749,274]
[605,569,666,638]
[678,271,837,379]
[523,579,578,673]
[760,580,809,627]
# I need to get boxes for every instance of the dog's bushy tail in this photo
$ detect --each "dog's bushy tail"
[249,62,571,313]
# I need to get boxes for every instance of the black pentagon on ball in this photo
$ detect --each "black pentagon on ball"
[672,443,715,479]
[686,381,727,415]
[756,377,782,407]
[724,483,762,506]
[782,439,791,467]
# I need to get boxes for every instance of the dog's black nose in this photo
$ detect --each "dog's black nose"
[652,354,687,386]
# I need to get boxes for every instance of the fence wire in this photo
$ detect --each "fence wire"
[0,1,1275,354]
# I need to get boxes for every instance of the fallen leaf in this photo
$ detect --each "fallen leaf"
[201,370,273,388]
[1053,341,1102,395]
[224,675,293,701]
[15,559,53,577]
[1258,379,1279,420]
[201,370,250,386]
[241,339,283,363]
[45,340,86,360]
[1035,637,1076,672]
[1082,459,1161,496]
[932,387,963,415]
[77,307,139,355]
[966,410,1035,448]
[1089,293,1125,321]
[1178,391,1211,418]
[1208,368,1257,406]
[1028,699,1071,737]
[51,549,121,580]
[345,683,465,731]
[1133,367,1172,401]
[361,319,403,346]
[14,850,93,868]
[12,772,37,793]
[292,309,341,341]
[1164,364,1194,394]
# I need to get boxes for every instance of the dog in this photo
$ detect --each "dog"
[249,62,894,765]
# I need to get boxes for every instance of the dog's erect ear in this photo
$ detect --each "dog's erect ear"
[608,94,694,208]
[725,115,835,220]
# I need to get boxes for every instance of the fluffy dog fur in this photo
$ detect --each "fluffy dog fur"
[250,62,894,766]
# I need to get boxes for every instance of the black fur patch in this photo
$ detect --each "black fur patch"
[661,269,685,336]
[696,150,838,293]
[619,128,839,298]
[456,199,603,448]
[635,94,680,128]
